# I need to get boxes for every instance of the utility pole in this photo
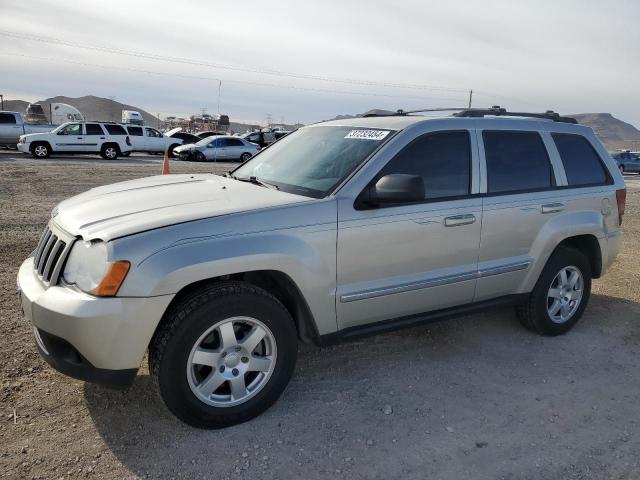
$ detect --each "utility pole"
[0,94,3,110]
[468,89,473,108]
[217,80,222,115]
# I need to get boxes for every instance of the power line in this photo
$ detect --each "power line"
[0,52,468,103]
[0,29,469,93]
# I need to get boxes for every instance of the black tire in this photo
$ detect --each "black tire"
[30,142,51,159]
[149,281,298,429]
[168,144,180,158]
[100,143,120,160]
[516,246,591,336]
[240,152,252,163]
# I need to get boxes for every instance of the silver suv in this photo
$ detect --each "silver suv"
[17,107,626,428]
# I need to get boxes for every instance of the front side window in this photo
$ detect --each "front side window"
[127,126,143,136]
[377,130,471,201]
[57,123,82,136]
[552,133,609,187]
[85,123,104,135]
[104,124,127,135]
[483,131,553,194]
[145,128,162,138]
[0,113,16,124]
[233,126,394,198]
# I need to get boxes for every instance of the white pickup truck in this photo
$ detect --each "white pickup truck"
[0,111,55,147]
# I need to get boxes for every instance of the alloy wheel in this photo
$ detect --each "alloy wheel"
[186,316,277,407]
[547,266,584,323]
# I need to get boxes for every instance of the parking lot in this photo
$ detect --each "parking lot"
[1,151,639,479]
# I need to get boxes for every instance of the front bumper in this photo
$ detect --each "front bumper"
[17,143,29,154]
[17,257,174,386]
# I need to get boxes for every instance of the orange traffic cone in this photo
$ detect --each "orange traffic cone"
[162,148,170,175]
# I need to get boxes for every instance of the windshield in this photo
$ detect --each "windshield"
[232,126,394,197]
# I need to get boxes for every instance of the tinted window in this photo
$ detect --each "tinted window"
[85,123,104,135]
[379,131,471,200]
[127,126,143,136]
[483,131,553,193]
[0,113,16,124]
[552,133,609,186]
[104,124,127,135]
[227,138,243,147]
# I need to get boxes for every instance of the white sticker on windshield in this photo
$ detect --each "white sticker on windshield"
[344,129,390,140]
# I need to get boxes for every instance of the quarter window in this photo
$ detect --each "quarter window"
[551,133,609,186]
[378,130,471,200]
[483,131,553,194]
[85,123,104,135]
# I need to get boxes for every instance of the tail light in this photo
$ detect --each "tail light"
[616,188,626,225]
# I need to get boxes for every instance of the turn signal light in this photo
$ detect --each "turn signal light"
[90,261,130,297]
[616,188,626,226]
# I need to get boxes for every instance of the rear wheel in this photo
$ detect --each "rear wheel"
[31,142,50,159]
[100,144,119,160]
[240,152,252,163]
[619,165,625,174]
[516,247,591,336]
[149,281,298,428]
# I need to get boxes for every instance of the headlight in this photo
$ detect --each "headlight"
[63,241,130,296]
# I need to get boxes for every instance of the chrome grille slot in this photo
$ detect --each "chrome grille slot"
[32,225,74,286]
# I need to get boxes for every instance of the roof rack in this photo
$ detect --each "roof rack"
[362,106,578,124]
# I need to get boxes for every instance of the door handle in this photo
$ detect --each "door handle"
[444,214,476,227]
[541,203,565,214]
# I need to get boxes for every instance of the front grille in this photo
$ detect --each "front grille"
[33,224,74,285]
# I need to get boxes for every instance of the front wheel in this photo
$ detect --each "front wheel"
[149,282,298,428]
[31,142,50,158]
[516,247,591,336]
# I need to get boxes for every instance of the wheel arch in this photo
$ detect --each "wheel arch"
[156,270,320,345]
[30,140,51,151]
[556,234,602,279]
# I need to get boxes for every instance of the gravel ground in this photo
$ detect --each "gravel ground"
[1,152,639,480]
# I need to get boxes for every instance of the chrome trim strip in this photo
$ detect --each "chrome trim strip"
[340,271,477,303]
[340,260,531,303]
[477,260,531,278]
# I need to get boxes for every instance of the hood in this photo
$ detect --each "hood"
[53,174,311,241]
[22,132,51,140]
[165,127,182,136]
[173,143,201,153]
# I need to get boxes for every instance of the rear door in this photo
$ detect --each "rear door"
[336,129,482,329]
[126,126,144,151]
[81,123,106,152]
[475,129,565,300]
[225,138,245,160]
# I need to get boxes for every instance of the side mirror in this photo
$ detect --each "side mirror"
[359,174,425,208]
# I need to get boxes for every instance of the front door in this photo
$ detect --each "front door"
[144,127,166,153]
[336,130,482,329]
[53,123,83,152]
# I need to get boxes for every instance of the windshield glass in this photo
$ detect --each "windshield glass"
[232,126,394,197]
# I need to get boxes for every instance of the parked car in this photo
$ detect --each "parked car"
[196,131,226,139]
[17,108,625,428]
[173,136,260,162]
[240,129,288,148]
[17,121,133,159]
[612,151,640,174]
[0,111,56,147]
[123,125,182,156]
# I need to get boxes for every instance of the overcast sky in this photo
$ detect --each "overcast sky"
[1,0,639,126]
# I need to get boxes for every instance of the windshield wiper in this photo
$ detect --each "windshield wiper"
[234,175,279,190]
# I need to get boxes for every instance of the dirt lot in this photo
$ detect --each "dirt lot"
[1,152,639,479]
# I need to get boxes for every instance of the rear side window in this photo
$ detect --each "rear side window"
[104,124,127,135]
[227,138,243,147]
[483,131,553,194]
[0,113,16,124]
[379,130,471,200]
[127,126,143,136]
[85,123,104,135]
[551,133,609,186]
